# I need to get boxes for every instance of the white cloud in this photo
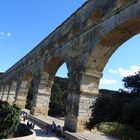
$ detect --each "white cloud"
[118,65,140,77]
[109,69,118,74]
[0,32,11,39]
[7,32,11,37]
[100,79,117,85]
[0,32,4,36]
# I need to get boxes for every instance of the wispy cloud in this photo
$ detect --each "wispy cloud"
[108,65,140,77]
[0,32,12,39]
[109,69,118,74]
[0,32,4,36]
[118,65,140,77]
[100,79,117,85]
[7,32,11,37]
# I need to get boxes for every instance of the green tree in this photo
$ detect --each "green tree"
[87,70,140,130]
[25,82,33,110]
[122,70,140,94]
[48,76,68,117]
[0,101,20,138]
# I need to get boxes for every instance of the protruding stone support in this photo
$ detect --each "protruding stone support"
[15,80,31,108]
[30,72,52,116]
[64,70,102,132]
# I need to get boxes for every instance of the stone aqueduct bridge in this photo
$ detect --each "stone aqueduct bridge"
[0,0,140,132]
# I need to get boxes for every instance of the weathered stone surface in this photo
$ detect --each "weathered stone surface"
[0,0,140,132]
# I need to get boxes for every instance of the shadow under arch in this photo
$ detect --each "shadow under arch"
[44,57,66,76]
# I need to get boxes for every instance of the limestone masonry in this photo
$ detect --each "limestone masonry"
[0,0,140,132]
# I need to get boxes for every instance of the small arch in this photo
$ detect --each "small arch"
[44,57,66,76]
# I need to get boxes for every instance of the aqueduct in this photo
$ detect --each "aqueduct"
[0,0,140,132]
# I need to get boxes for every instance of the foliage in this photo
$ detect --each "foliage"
[87,90,140,130]
[122,70,140,94]
[87,71,140,127]
[25,82,33,110]
[98,122,140,140]
[15,123,32,137]
[48,76,68,117]
[0,101,20,139]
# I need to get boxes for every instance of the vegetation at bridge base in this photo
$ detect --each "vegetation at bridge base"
[0,101,20,139]
[48,76,68,117]
[25,81,33,110]
[86,70,140,140]
[97,122,140,140]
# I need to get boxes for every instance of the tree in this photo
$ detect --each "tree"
[0,101,20,138]
[86,70,140,130]
[122,70,140,94]
[48,76,68,117]
[25,82,33,110]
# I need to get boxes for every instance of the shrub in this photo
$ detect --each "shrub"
[15,123,32,137]
[98,122,140,140]
[0,101,20,139]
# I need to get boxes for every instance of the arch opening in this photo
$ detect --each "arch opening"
[85,17,140,93]
[45,58,69,119]
[99,33,140,91]
[32,56,69,121]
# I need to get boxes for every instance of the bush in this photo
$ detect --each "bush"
[15,123,32,137]
[86,91,140,130]
[0,101,20,138]
[98,122,140,140]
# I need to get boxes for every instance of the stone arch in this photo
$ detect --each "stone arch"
[8,81,17,104]
[78,1,140,95]
[64,3,140,132]
[2,84,8,101]
[86,18,140,74]
[15,72,33,108]
[30,56,69,116]
[70,5,140,132]
[0,85,5,100]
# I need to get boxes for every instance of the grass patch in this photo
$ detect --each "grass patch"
[97,122,140,140]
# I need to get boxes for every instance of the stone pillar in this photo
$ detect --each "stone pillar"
[0,85,3,100]
[15,80,31,108]
[3,85,9,101]
[1,85,5,100]
[8,82,17,104]
[64,70,102,132]
[6,84,11,101]
[30,72,52,116]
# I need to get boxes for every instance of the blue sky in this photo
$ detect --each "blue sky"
[0,0,140,91]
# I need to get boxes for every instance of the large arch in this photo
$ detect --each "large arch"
[75,7,140,132]
[64,4,140,132]
[14,72,33,108]
[30,56,70,117]
[86,18,140,75]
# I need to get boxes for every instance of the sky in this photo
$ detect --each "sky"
[0,0,140,91]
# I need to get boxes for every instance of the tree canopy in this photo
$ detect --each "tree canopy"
[122,70,140,94]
